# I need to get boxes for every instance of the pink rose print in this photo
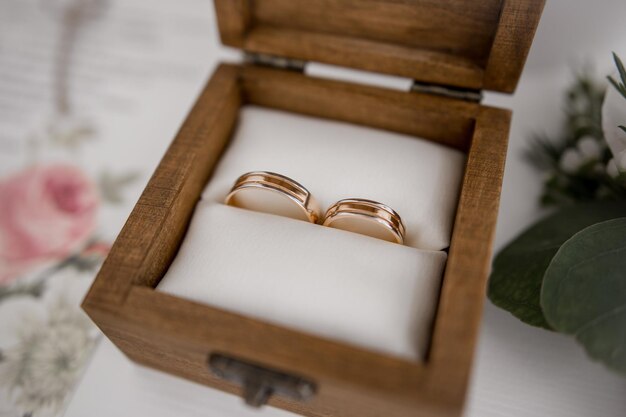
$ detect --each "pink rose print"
[0,164,99,284]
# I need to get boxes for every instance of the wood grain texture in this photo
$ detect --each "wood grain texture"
[83,64,240,306]
[83,63,513,417]
[252,0,502,61]
[214,0,544,93]
[214,0,251,46]
[88,287,442,417]
[244,25,486,89]
[428,106,511,403]
[483,0,546,93]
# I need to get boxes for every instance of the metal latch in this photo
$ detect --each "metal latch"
[244,52,306,72]
[410,80,483,102]
[208,354,316,408]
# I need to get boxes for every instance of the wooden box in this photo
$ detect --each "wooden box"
[82,1,544,416]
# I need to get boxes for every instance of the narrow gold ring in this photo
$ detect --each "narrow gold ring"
[322,198,406,244]
[225,171,320,223]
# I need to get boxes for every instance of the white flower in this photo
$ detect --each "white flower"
[577,136,602,159]
[560,148,584,173]
[602,77,626,160]
[559,137,604,174]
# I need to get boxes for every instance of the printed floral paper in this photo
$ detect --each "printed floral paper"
[0,0,213,415]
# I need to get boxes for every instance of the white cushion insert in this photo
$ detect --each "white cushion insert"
[158,203,447,361]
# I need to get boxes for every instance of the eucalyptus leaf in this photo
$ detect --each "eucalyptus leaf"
[541,218,626,374]
[488,201,626,329]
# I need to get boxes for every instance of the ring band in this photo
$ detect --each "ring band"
[225,171,320,223]
[322,198,406,244]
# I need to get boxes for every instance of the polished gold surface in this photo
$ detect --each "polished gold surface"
[322,198,406,244]
[225,171,320,223]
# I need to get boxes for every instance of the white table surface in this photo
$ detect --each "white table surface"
[65,1,626,416]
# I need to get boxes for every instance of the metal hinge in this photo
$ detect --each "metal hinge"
[245,52,481,101]
[244,52,306,72]
[209,354,316,408]
[410,80,483,102]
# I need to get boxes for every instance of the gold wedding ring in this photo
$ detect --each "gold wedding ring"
[225,171,320,223]
[322,198,406,244]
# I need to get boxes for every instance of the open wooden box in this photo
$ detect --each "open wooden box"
[82,1,544,416]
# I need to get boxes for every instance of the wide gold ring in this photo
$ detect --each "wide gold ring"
[225,171,320,223]
[322,198,406,244]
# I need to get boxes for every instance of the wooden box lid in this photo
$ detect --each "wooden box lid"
[215,0,544,94]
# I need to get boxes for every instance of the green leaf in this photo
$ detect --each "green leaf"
[608,76,626,100]
[488,201,626,329]
[541,218,626,374]
[609,53,626,100]
[613,52,626,85]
